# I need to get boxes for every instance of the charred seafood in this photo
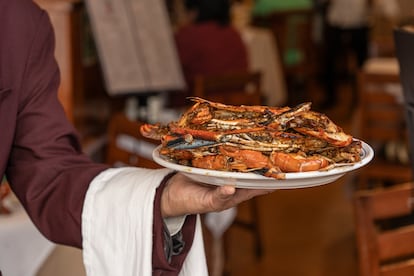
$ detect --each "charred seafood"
[140,97,362,179]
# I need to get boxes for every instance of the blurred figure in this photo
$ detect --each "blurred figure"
[172,0,248,106]
[320,0,371,109]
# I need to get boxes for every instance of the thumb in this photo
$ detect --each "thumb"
[215,185,236,200]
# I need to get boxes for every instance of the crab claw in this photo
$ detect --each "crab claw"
[140,123,167,141]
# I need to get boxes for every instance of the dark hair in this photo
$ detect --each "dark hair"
[184,0,231,25]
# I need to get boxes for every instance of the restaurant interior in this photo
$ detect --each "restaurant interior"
[2,0,414,275]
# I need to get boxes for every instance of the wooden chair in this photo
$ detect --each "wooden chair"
[353,182,414,276]
[193,71,263,106]
[105,112,161,169]
[356,64,413,189]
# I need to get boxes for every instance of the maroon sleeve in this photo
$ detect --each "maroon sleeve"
[152,173,197,275]
[4,1,109,248]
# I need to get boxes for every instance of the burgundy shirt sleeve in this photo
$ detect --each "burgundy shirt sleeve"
[152,173,196,275]
[3,0,109,248]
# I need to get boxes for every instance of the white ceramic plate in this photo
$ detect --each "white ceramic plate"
[152,140,374,189]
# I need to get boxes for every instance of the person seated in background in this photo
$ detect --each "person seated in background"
[172,0,249,106]
[1,0,272,275]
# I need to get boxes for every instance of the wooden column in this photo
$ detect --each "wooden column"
[35,0,84,124]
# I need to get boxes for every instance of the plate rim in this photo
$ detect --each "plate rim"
[152,139,374,181]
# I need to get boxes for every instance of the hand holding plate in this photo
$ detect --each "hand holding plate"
[160,172,273,218]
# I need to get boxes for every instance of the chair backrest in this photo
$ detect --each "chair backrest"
[193,71,262,106]
[105,112,161,169]
[353,182,414,276]
[356,63,413,187]
[358,71,406,143]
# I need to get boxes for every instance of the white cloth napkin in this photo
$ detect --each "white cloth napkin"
[82,167,208,276]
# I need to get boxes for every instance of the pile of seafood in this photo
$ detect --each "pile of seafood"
[140,97,362,179]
